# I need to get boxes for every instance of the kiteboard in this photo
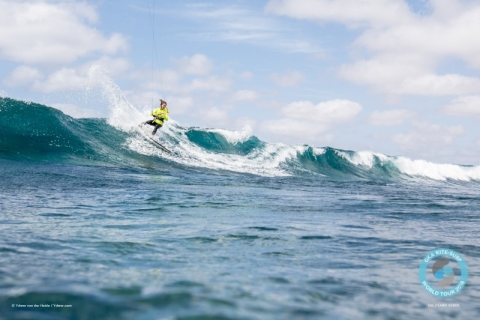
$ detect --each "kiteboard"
[138,124,172,153]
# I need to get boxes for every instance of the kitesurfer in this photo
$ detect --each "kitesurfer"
[143,99,169,135]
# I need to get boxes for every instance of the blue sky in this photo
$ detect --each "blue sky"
[1,0,480,164]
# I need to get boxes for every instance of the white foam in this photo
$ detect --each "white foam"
[340,149,480,181]
[337,150,386,168]
[393,157,480,181]
[311,147,326,156]
[207,125,252,144]
[127,123,298,177]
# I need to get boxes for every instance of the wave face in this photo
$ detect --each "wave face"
[1,97,479,181]
[0,97,131,165]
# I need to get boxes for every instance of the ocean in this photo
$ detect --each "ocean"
[0,96,479,320]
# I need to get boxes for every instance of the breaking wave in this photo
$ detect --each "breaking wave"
[1,96,479,182]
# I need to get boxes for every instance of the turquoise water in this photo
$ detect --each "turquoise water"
[1,97,479,319]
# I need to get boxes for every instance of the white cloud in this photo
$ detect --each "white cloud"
[87,56,131,77]
[267,0,480,96]
[442,95,480,116]
[266,0,412,28]
[262,118,329,137]
[4,58,131,93]
[368,109,416,126]
[262,99,362,140]
[354,3,480,69]
[32,68,88,93]
[239,71,253,79]
[201,107,230,127]
[175,54,212,75]
[185,3,319,53]
[233,90,258,101]
[341,58,480,95]
[285,99,362,123]
[167,96,194,115]
[0,0,128,64]
[51,103,102,118]
[269,71,304,87]
[135,54,231,95]
[339,55,429,86]
[395,74,480,96]
[188,76,231,92]
[138,69,183,93]
[3,66,43,86]
[393,121,464,150]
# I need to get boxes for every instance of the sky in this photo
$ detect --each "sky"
[1,0,480,165]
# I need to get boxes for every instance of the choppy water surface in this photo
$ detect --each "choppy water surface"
[2,160,479,319]
[1,97,480,319]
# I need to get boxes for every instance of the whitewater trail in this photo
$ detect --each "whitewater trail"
[125,123,300,177]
